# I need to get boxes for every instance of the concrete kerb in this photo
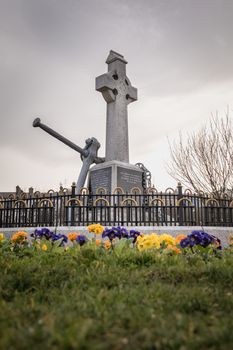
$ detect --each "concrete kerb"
[1,226,233,247]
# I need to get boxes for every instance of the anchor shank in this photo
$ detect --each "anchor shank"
[76,157,93,193]
[33,118,88,157]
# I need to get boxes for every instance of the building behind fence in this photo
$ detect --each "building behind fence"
[1,183,233,228]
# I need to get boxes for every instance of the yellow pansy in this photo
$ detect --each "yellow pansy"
[87,224,104,235]
[159,234,175,246]
[165,244,181,254]
[68,233,79,241]
[104,241,111,250]
[11,231,27,243]
[228,235,233,247]
[175,234,187,245]
[136,234,160,251]
[95,239,101,246]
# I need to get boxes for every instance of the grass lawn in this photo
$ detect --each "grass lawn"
[0,247,233,350]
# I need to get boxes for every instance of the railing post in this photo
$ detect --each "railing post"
[70,182,76,226]
[71,182,76,197]
[177,182,184,226]
[177,182,183,197]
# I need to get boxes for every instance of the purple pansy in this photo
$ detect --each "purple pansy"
[180,230,221,250]
[102,226,129,240]
[76,234,88,246]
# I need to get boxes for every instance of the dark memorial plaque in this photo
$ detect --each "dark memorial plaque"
[90,167,112,193]
[117,167,143,193]
[89,163,143,193]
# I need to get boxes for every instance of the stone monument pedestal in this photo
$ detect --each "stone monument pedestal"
[88,161,143,194]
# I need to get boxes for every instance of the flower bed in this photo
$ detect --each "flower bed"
[1,225,231,258]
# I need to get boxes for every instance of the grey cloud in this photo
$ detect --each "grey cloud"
[0,0,233,190]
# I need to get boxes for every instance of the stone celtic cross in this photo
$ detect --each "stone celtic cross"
[96,50,137,163]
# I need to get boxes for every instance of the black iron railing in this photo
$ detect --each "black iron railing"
[1,184,233,227]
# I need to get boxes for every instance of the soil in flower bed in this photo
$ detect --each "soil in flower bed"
[0,248,233,350]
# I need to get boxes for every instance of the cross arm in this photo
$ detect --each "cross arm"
[127,86,137,102]
[96,72,115,91]
[96,72,116,103]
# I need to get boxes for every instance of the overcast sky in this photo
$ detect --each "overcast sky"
[1,0,233,192]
